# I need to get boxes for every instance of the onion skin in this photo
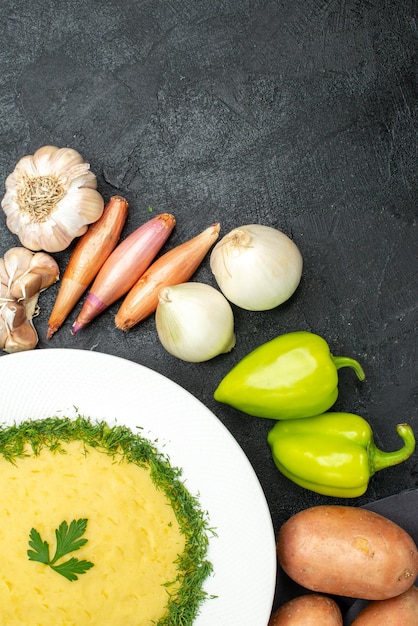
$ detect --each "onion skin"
[210,224,303,311]
[115,223,220,331]
[47,196,129,338]
[72,212,176,333]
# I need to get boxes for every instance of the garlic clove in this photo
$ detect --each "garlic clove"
[0,314,8,348]
[56,186,105,232]
[2,203,28,235]
[3,247,34,284]
[36,220,72,252]
[11,272,42,301]
[76,172,98,190]
[30,145,60,174]
[0,282,10,299]
[4,318,38,353]
[0,259,10,287]
[10,155,37,178]
[24,293,40,321]
[4,247,58,299]
[13,220,55,253]
[29,251,60,290]
[50,146,85,172]
[65,164,97,190]
[2,300,27,330]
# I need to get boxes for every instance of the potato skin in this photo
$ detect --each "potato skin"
[277,505,418,600]
[350,585,418,625]
[268,594,343,625]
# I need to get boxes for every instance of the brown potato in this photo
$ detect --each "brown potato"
[350,585,418,625]
[277,505,418,600]
[268,594,343,625]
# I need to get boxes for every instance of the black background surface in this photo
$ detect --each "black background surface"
[0,0,417,622]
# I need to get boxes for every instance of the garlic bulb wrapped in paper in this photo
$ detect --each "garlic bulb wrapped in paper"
[1,145,104,252]
[156,282,236,362]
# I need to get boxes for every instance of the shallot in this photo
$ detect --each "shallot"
[115,223,220,331]
[47,195,129,338]
[72,213,176,333]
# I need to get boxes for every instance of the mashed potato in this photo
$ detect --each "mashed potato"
[0,417,212,625]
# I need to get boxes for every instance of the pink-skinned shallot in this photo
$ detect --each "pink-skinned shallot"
[72,212,176,333]
[115,222,220,331]
[47,195,129,338]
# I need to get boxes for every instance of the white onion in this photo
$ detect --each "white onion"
[155,282,235,362]
[209,224,303,311]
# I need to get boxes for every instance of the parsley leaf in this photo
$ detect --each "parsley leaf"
[50,519,88,564]
[51,556,94,582]
[28,528,50,564]
[27,519,94,582]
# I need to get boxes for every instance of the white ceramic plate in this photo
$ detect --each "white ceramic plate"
[0,348,276,625]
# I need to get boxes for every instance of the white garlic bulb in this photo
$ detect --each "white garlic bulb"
[1,145,104,252]
[156,282,236,362]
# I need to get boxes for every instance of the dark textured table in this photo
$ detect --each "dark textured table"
[0,0,417,620]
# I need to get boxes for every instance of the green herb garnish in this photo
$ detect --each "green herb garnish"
[1,415,214,625]
[28,519,94,582]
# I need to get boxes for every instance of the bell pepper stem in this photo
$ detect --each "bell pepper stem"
[332,355,365,381]
[370,424,416,475]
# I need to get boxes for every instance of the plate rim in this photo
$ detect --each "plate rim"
[0,348,277,625]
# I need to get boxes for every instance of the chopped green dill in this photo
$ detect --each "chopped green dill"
[0,415,215,625]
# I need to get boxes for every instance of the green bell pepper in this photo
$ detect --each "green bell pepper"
[267,412,416,497]
[214,331,365,419]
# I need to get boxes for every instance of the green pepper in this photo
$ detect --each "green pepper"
[214,331,365,419]
[267,412,416,497]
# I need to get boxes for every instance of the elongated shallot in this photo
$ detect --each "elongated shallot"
[115,222,220,331]
[72,213,176,333]
[47,196,129,338]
